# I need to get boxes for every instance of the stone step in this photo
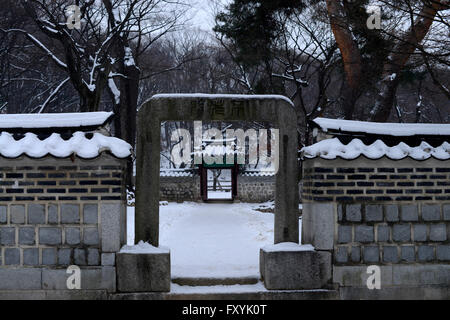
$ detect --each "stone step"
[171,276,260,287]
[111,289,340,300]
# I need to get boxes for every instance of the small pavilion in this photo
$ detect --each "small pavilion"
[194,138,244,201]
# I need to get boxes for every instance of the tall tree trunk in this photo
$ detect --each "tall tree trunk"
[79,70,109,113]
[116,63,139,148]
[111,57,140,188]
[370,1,447,122]
[80,90,103,112]
[325,0,363,119]
[103,0,140,187]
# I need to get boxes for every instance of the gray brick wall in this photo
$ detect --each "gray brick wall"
[237,175,275,203]
[0,155,126,268]
[301,158,450,267]
[335,203,450,265]
[160,176,200,202]
[159,174,277,203]
[302,157,450,203]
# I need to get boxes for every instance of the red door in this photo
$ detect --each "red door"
[232,164,238,200]
[200,165,208,201]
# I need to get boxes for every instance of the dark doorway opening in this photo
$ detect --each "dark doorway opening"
[200,164,238,201]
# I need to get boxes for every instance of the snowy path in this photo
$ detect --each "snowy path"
[127,202,301,279]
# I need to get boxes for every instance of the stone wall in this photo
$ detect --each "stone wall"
[302,157,450,203]
[237,175,275,203]
[0,154,127,296]
[160,175,200,202]
[334,203,449,265]
[302,157,450,299]
[159,174,275,203]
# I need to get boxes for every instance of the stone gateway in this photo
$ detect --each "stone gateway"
[135,94,300,247]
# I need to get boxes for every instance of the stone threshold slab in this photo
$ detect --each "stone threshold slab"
[110,290,339,300]
[171,276,260,286]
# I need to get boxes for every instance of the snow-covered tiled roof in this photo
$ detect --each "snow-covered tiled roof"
[302,138,450,161]
[313,117,450,136]
[0,112,113,129]
[241,170,275,177]
[0,132,132,159]
[160,169,194,177]
[193,144,245,157]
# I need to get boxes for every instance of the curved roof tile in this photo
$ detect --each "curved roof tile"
[302,138,450,161]
[0,131,132,159]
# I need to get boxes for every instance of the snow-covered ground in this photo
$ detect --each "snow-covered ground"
[127,202,302,279]
[207,191,232,199]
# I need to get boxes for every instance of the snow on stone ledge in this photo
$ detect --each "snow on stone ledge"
[0,112,113,129]
[151,93,294,106]
[0,132,132,159]
[262,242,315,252]
[302,138,450,161]
[313,117,450,136]
[120,241,170,254]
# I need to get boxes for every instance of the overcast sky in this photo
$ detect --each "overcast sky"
[188,0,230,32]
